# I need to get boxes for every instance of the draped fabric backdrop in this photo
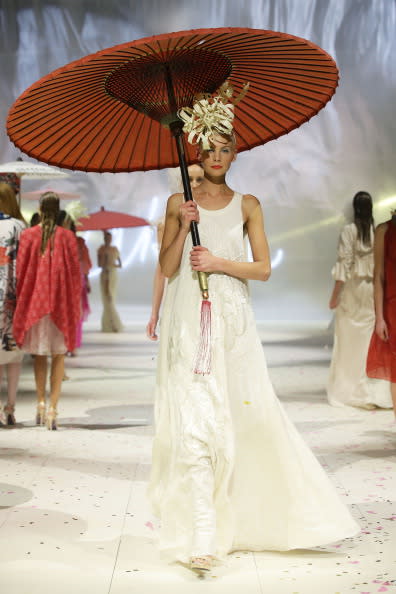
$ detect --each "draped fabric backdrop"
[1,0,395,321]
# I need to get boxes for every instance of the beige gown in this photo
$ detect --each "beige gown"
[99,246,123,333]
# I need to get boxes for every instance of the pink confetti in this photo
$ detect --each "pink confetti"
[145,521,154,530]
[378,588,388,592]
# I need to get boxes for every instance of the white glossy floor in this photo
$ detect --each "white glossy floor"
[0,306,395,594]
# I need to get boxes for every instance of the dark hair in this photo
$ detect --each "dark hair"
[30,212,41,227]
[0,182,26,222]
[57,209,67,227]
[353,191,374,246]
[39,192,60,254]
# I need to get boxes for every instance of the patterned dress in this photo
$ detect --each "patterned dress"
[14,225,81,353]
[0,213,25,364]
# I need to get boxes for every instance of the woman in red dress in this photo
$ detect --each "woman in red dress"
[13,192,81,430]
[366,214,396,416]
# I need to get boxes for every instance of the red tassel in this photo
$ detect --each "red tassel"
[193,299,211,375]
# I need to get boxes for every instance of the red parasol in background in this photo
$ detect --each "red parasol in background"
[78,206,149,231]
[21,189,80,201]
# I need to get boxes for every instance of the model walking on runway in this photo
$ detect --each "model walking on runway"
[97,231,123,333]
[327,191,391,409]
[148,88,359,574]
[13,192,81,430]
[0,183,25,426]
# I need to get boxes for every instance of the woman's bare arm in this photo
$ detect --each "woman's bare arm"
[97,246,104,268]
[146,263,166,340]
[373,223,388,340]
[329,280,344,309]
[159,194,199,278]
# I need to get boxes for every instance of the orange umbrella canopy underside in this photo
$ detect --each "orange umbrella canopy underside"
[7,27,338,173]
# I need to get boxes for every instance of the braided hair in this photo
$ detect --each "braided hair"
[353,191,374,246]
[39,192,60,255]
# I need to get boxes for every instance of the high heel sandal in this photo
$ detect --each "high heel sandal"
[190,555,213,575]
[46,406,57,431]
[36,401,46,426]
[4,405,16,426]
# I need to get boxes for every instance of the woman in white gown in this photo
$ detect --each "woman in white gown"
[327,192,392,409]
[149,104,359,572]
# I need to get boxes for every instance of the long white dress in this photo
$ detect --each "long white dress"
[327,223,392,408]
[149,194,359,563]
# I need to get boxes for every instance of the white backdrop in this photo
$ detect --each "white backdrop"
[1,0,395,321]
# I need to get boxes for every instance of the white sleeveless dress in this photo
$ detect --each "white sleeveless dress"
[149,193,359,563]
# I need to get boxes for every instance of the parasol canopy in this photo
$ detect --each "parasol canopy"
[78,206,149,231]
[6,27,339,173]
[21,189,80,200]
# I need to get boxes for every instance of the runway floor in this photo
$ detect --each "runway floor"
[0,306,395,594]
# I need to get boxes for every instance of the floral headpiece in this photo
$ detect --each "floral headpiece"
[65,200,88,225]
[178,81,249,150]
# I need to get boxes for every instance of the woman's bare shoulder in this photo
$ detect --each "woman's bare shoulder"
[167,192,184,205]
[375,221,389,236]
[242,193,261,205]
[242,194,262,217]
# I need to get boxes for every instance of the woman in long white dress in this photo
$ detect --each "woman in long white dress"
[327,191,392,409]
[149,127,359,571]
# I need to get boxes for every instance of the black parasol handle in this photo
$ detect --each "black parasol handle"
[171,126,200,244]
[170,122,208,299]
[165,65,208,299]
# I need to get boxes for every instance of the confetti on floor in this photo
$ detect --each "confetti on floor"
[0,310,395,594]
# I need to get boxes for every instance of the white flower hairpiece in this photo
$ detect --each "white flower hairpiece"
[178,81,249,150]
[65,200,88,225]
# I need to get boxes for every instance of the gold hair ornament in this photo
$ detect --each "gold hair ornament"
[178,81,249,150]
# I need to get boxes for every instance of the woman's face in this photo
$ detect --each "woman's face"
[188,164,204,189]
[199,134,236,177]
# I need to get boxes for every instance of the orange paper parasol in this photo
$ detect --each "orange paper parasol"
[6,27,338,374]
[6,27,338,173]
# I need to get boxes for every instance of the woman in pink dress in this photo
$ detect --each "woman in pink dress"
[14,192,81,430]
